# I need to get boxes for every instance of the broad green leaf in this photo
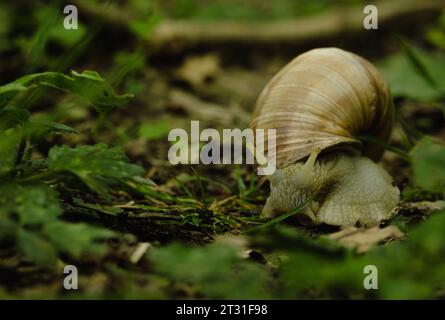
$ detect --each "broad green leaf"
[0,70,133,112]
[378,47,445,101]
[17,229,58,266]
[43,221,114,258]
[410,137,445,193]
[48,143,145,197]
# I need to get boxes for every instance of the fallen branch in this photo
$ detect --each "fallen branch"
[149,0,444,50]
[72,0,445,52]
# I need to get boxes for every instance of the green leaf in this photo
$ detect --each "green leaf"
[410,137,445,193]
[28,121,78,145]
[0,70,133,112]
[48,144,145,198]
[378,46,445,101]
[138,120,171,140]
[129,14,163,39]
[398,38,437,88]
[0,106,30,130]
[0,214,16,239]
[408,210,445,258]
[16,186,62,225]
[0,183,62,226]
[0,129,21,176]
[44,122,78,135]
[43,221,114,258]
[17,229,58,266]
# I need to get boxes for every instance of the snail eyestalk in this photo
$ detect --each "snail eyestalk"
[298,147,320,187]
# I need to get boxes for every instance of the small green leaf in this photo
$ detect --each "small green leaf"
[45,122,78,135]
[28,121,78,144]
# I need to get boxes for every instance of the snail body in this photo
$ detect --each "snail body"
[251,48,399,227]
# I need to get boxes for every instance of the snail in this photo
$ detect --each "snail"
[250,47,399,227]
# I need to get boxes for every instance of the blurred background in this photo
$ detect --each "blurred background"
[1,0,445,299]
[1,0,444,179]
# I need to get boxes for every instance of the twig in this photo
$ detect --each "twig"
[149,0,444,50]
[72,0,445,52]
[130,242,151,264]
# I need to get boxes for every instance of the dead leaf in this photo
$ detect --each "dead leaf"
[327,225,404,253]
[130,242,152,264]
[177,53,221,88]
[213,234,249,258]
[169,89,250,125]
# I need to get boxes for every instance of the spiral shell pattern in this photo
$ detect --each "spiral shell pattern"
[251,47,394,169]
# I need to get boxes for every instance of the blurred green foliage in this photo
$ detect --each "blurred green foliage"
[411,137,445,194]
[147,209,445,299]
[427,11,445,51]
[138,120,171,140]
[0,183,115,266]
[151,243,271,299]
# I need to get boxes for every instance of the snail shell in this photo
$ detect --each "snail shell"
[251,48,399,227]
[251,47,394,168]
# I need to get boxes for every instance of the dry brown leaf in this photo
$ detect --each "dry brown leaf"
[177,54,221,88]
[169,89,250,126]
[130,242,152,264]
[327,225,404,253]
[213,234,251,259]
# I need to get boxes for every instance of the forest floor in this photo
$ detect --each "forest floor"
[1,0,445,299]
